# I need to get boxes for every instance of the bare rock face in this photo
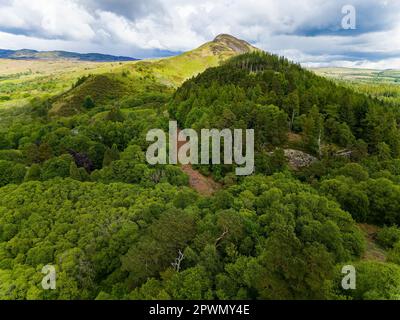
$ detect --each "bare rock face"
[211,34,257,54]
[284,149,317,170]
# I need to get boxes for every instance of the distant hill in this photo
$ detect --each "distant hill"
[0,34,256,63]
[0,49,138,62]
[196,34,258,56]
[136,34,259,87]
[49,34,258,116]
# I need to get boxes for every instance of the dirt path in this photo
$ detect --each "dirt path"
[177,129,221,196]
[358,223,386,262]
[180,164,221,196]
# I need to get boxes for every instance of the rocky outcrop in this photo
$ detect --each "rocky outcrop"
[284,149,317,170]
[211,34,257,54]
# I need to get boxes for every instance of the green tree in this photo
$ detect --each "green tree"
[41,154,74,180]
[102,144,120,167]
[84,96,95,109]
[301,105,324,156]
[69,162,82,181]
[105,106,125,122]
[283,91,300,131]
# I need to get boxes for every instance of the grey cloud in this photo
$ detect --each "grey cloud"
[0,0,399,68]
[80,0,165,20]
[290,0,400,36]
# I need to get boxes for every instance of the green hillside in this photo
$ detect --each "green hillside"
[42,34,255,116]
[172,52,400,160]
[0,59,126,109]
[1,35,400,300]
[0,34,255,113]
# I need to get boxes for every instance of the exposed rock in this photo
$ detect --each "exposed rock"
[212,34,257,54]
[284,149,317,170]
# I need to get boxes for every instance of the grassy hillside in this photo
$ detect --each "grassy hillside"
[147,33,258,86]
[49,34,256,116]
[0,34,256,116]
[0,59,127,109]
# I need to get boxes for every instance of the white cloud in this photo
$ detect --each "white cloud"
[0,0,399,67]
[0,0,95,40]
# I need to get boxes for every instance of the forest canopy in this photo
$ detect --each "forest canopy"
[1,50,400,300]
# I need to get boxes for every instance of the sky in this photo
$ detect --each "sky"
[0,0,399,69]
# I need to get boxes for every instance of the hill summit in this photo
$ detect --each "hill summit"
[49,34,260,116]
[175,33,258,69]
[212,34,258,54]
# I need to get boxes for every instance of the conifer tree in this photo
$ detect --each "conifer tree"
[103,144,120,167]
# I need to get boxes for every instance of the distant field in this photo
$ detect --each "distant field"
[0,59,135,108]
[312,67,400,84]
[0,59,100,76]
[312,67,400,105]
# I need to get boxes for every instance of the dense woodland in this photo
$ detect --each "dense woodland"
[1,52,400,299]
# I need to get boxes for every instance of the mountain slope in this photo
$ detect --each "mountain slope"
[0,49,138,62]
[149,34,258,86]
[49,34,257,116]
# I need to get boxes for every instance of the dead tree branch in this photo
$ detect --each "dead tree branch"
[171,250,185,272]
[215,227,229,247]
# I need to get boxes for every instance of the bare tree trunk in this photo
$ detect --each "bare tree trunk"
[318,129,322,157]
[215,227,229,247]
[171,250,185,272]
[290,109,295,131]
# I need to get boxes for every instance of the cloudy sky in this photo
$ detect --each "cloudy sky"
[0,0,399,68]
